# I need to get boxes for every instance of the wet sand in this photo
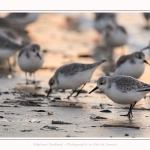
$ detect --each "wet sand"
[0,13,150,138]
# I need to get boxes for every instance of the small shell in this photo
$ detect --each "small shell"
[47,111,53,115]
[90,114,96,119]
[29,118,40,123]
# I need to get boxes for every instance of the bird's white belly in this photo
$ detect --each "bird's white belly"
[106,31,127,47]
[18,55,44,73]
[115,61,144,78]
[104,85,146,104]
[0,49,16,59]
[57,69,95,90]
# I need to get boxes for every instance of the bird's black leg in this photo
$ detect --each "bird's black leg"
[120,101,137,119]
[127,101,137,119]
[130,101,137,117]
[32,73,36,84]
[74,83,86,97]
[7,59,12,72]
[25,72,28,84]
[127,104,133,119]
[67,89,76,99]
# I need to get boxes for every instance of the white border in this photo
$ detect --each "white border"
[0,0,150,148]
[0,0,150,10]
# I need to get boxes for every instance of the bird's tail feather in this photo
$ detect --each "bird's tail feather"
[137,88,150,92]
[95,60,106,66]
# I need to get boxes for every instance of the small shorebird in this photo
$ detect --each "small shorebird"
[0,18,31,67]
[18,44,44,84]
[0,31,23,71]
[47,60,106,99]
[102,24,128,61]
[0,18,31,46]
[115,51,150,78]
[94,13,116,33]
[89,75,150,119]
[103,24,128,48]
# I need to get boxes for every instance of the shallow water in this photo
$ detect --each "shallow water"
[0,13,150,138]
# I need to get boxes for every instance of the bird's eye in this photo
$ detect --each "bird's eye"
[32,49,36,52]
[136,54,141,59]
[100,82,103,85]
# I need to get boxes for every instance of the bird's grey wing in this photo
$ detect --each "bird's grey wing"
[0,18,30,46]
[55,61,105,77]
[55,63,88,77]
[136,82,150,92]
[6,13,28,19]
[91,60,106,68]
[136,88,150,92]
[0,35,22,49]
[116,55,129,68]
[117,25,127,34]
[113,76,150,92]
[0,18,13,28]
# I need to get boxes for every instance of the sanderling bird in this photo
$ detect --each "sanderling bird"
[101,24,128,61]
[102,24,127,48]
[0,18,31,46]
[0,31,23,70]
[115,51,150,78]
[94,13,116,33]
[89,75,150,119]
[18,44,44,84]
[47,60,106,99]
[5,13,39,27]
[0,18,31,67]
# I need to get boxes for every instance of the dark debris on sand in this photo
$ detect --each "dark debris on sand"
[52,120,72,125]
[100,124,140,129]
[41,125,59,131]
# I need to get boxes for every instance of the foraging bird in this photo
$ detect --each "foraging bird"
[89,75,150,119]
[47,60,106,99]
[115,51,150,79]
[18,44,44,84]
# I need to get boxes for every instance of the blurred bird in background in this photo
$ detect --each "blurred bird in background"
[143,13,150,29]
[5,13,39,27]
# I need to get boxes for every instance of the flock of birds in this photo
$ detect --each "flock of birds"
[0,13,42,82]
[1,12,150,120]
